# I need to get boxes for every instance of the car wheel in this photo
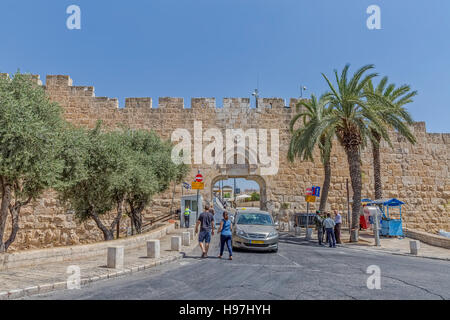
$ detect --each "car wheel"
[272,245,278,253]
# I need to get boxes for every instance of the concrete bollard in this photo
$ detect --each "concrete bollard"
[410,240,420,255]
[171,236,182,251]
[188,228,195,240]
[147,240,160,259]
[107,246,124,269]
[182,232,191,246]
[295,227,301,236]
[306,228,313,240]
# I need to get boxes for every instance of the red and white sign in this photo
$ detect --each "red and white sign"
[195,173,203,182]
[306,188,313,196]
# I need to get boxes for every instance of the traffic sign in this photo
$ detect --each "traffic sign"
[306,188,313,196]
[192,181,204,190]
[182,182,191,189]
[195,173,203,182]
[305,195,316,203]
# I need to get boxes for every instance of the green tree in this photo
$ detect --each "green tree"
[250,192,260,202]
[57,123,127,241]
[288,94,334,212]
[320,64,392,242]
[365,77,417,199]
[0,72,65,252]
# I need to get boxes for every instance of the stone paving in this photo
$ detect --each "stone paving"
[294,227,450,260]
[0,228,198,299]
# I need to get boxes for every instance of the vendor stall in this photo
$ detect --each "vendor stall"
[367,198,405,237]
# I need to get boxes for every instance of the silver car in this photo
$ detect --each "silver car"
[232,210,279,252]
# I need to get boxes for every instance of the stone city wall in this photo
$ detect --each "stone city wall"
[4,75,450,251]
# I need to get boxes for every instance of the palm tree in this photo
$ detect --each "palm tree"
[320,64,392,242]
[288,94,334,212]
[365,77,417,199]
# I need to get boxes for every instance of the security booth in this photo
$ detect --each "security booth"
[367,198,405,237]
[180,194,203,228]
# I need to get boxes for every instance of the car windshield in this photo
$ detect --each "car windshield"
[237,213,273,225]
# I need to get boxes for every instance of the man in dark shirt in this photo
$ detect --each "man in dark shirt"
[195,205,215,258]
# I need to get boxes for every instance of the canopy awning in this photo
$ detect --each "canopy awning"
[368,198,405,207]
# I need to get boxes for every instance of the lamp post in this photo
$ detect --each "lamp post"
[300,85,307,98]
[252,88,259,108]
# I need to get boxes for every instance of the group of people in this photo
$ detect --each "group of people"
[314,209,342,248]
[192,205,233,260]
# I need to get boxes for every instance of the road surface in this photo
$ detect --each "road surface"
[29,233,449,300]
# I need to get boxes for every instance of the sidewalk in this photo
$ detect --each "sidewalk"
[0,228,198,300]
[299,227,449,260]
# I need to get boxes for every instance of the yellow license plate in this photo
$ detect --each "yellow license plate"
[250,240,264,244]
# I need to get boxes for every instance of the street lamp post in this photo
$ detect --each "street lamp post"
[252,89,259,108]
[300,85,307,98]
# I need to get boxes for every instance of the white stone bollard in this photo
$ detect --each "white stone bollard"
[107,246,124,269]
[171,236,182,251]
[306,228,313,240]
[410,240,420,255]
[182,232,191,246]
[147,240,160,259]
[295,227,301,236]
[188,228,195,240]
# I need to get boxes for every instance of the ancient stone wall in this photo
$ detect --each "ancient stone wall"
[5,75,450,251]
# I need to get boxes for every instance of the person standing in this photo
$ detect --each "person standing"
[314,210,324,246]
[334,210,342,244]
[323,213,336,248]
[195,205,215,258]
[217,211,233,260]
[183,207,191,228]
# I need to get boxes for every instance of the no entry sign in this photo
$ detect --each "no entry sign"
[195,173,203,182]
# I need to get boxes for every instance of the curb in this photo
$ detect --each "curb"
[0,243,198,301]
[341,244,450,262]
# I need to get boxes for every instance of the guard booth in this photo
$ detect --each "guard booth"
[180,195,203,228]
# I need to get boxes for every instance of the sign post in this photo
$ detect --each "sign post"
[305,187,316,240]
[193,171,203,221]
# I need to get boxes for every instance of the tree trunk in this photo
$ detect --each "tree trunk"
[4,205,21,251]
[319,157,331,212]
[372,137,383,200]
[345,145,362,243]
[91,211,114,241]
[0,182,12,253]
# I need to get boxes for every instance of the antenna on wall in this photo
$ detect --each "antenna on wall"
[252,73,260,108]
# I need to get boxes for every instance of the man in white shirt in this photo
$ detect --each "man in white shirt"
[323,213,336,248]
[334,210,342,244]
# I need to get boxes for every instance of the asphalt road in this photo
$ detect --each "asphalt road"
[30,233,449,300]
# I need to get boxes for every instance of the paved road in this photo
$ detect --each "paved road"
[30,233,449,300]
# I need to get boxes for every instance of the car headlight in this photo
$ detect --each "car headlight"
[268,231,278,238]
[237,229,248,237]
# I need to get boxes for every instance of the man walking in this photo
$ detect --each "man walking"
[183,207,191,228]
[323,213,336,248]
[314,210,324,246]
[334,209,342,244]
[195,205,215,258]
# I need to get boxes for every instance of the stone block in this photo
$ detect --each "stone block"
[147,240,160,259]
[171,236,182,251]
[107,246,124,269]
[188,228,195,240]
[182,232,191,246]
[410,240,420,255]
[306,228,313,240]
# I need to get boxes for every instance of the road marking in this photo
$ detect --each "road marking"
[223,263,302,268]
[277,252,301,267]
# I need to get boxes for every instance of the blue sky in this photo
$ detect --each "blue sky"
[1,0,449,136]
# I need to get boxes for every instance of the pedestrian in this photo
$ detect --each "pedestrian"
[314,210,324,246]
[323,213,336,248]
[195,205,215,258]
[334,209,342,244]
[183,207,191,228]
[217,211,233,260]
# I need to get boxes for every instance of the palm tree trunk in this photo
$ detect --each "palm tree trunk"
[319,157,331,212]
[345,145,362,242]
[372,136,382,200]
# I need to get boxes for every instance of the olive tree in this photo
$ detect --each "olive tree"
[0,72,64,252]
